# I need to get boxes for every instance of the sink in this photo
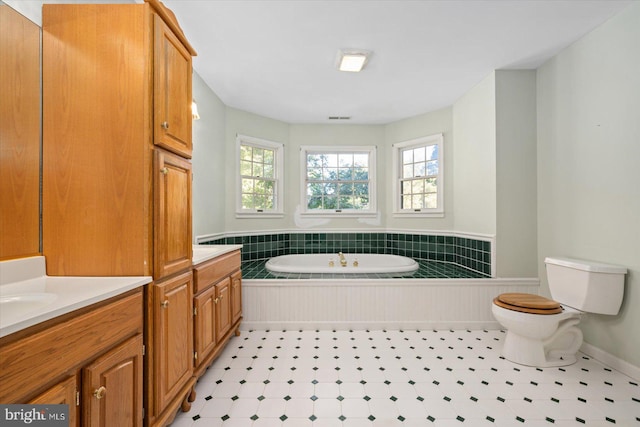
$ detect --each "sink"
[0,293,58,319]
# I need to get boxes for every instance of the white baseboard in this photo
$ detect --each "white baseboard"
[240,321,502,332]
[580,341,640,381]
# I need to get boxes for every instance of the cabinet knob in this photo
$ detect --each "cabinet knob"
[160,167,169,175]
[161,121,169,129]
[214,297,219,304]
[161,300,169,308]
[93,386,107,400]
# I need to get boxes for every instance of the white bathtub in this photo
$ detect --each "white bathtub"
[265,253,419,274]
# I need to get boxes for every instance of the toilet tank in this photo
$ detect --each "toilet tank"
[545,257,627,315]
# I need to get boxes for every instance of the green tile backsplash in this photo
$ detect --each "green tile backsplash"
[203,232,492,276]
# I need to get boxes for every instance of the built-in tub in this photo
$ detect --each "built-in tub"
[265,253,419,274]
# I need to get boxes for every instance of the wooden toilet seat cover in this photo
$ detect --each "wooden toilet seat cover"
[494,292,563,315]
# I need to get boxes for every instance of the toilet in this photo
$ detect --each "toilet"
[492,257,627,367]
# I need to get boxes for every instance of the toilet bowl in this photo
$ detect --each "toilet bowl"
[492,257,626,368]
[492,295,583,367]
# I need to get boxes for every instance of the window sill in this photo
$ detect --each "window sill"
[235,212,284,219]
[392,211,444,218]
[300,211,378,218]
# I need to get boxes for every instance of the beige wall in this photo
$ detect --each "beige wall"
[192,71,227,240]
[451,72,497,236]
[495,71,538,277]
[536,3,640,367]
[450,70,538,278]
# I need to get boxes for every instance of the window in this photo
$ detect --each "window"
[393,134,443,216]
[301,146,376,216]
[236,135,284,217]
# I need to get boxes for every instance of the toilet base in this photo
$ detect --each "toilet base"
[501,322,583,368]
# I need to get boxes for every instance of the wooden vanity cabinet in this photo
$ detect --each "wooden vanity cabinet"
[215,277,232,339]
[29,376,78,427]
[82,334,144,427]
[0,290,144,427]
[192,250,242,377]
[194,286,218,365]
[231,270,243,325]
[146,271,195,427]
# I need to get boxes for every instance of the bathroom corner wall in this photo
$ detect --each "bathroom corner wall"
[451,72,497,237]
[192,71,227,240]
[536,3,640,367]
[451,71,538,278]
[495,70,538,277]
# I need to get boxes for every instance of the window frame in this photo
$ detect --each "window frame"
[300,145,377,217]
[392,133,444,217]
[235,134,284,218]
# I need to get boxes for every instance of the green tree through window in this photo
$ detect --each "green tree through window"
[236,134,283,216]
[303,149,374,212]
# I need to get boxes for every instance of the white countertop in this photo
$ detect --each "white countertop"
[0,257,151,339]
[192,244,243,265]
[0,247,243,339]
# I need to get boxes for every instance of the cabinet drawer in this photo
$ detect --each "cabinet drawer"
[0,291,143,403]
[193,250,240,294]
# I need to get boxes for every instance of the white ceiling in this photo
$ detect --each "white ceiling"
[165,0,631,124]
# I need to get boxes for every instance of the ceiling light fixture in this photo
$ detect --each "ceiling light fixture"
[336,49,371,73]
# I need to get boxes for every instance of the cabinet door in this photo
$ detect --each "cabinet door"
[42,4,149,277]
[215,277,232,340]
[231,270,242,325]
[29,376,78,427]
[0,5,40,260]
[194,286,216,368]
[153,13,192,158]
[154,148,192,279]
[154,271,194,412]
[82,334,143,427]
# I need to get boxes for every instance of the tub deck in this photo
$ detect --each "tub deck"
[242,258,488,280]
[240,258,538,331]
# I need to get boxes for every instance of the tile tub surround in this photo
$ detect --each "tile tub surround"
[170,329,639,427]
[202,232,492,277]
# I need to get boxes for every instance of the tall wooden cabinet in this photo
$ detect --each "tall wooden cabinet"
[42,1,197,426]
[43,0,195,278]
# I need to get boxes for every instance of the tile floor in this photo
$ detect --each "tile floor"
[171,329,639,427]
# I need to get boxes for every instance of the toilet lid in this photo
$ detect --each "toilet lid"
[494,293,563,315]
